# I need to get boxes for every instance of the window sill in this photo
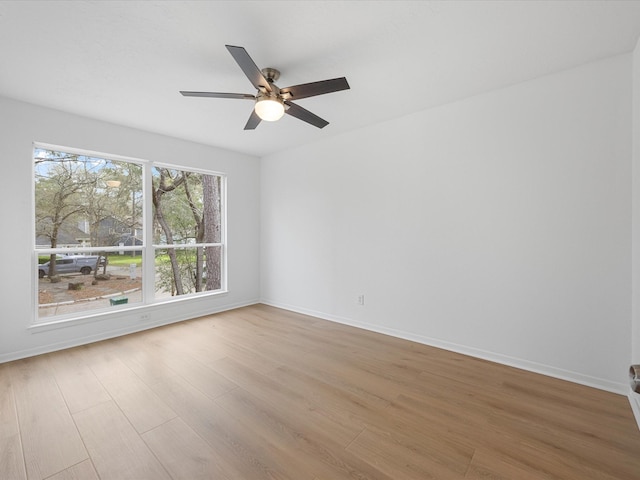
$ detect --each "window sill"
[30,289,229,334]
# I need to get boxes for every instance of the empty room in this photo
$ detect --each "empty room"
[2,1,640,479]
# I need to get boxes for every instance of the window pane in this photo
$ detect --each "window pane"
[38,252,143,319]
[35,149,143,249]
[152,168,221,245]
[154,246,222,298]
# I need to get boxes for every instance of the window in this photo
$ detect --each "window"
[34,144,226,323]
[151,166,224,297]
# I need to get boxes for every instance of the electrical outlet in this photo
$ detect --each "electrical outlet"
[357,294,365,306]
[140,313,150,321]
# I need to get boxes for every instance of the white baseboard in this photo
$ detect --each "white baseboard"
[261,299,629,396]
[0,299,260,364]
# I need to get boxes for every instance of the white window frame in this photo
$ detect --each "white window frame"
[32,142,228,327]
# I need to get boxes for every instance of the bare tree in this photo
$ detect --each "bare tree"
[182,173,221,292]
[203,174,221,291]
[35,153,91,276]
[152,168,187,295]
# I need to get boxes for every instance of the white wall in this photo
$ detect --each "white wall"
[261,54,633,393]
[631,37,640,421]
[0,96,261,362]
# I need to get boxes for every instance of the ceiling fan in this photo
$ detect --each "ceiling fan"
[180,45,350,130]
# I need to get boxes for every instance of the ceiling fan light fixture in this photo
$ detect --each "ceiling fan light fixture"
[254,95,285,121]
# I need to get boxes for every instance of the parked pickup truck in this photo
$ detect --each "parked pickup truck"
[38,255,105,278]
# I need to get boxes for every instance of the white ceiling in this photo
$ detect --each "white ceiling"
[1,0,640,157]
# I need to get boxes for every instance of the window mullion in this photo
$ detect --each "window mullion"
[142,162,155,302]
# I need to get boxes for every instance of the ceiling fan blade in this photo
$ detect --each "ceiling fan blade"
[280,77,350,100]
[225,45,272,93]
[180,91,255,100]
[284,101,329,129]
[244,110,262,130]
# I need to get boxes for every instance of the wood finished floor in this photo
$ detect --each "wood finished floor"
[2,304,640,480]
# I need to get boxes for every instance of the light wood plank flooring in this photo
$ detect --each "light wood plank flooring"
[2,304,640,479]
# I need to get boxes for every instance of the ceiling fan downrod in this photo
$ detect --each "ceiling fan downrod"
[261,67,280,83]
